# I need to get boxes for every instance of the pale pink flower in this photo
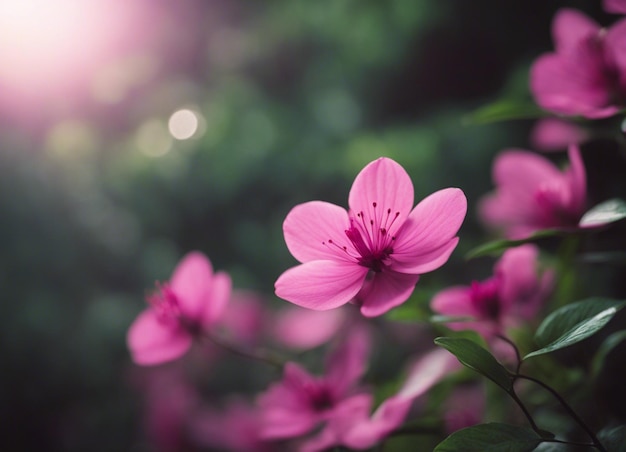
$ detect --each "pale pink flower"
[127,251,232,365]
[479,145,586,239]
[530,118,588,152]
[257,326,370,442]
[443,385,485,434]
[275,157,467,317]
[431,245,554,339]
[302,348,461,451]
[530,8,626,118]
[191,398,276,452]
[605,0,626,14]
[271,305,348,350]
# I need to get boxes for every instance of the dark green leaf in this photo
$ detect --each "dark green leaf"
[434,337,513,391]
[525,298,626,360]
[434,423,542,452]
[598,425,626,452]
[463,100,546,125]
[579,198,626,228]
[465,229,561,260]
[591,330,626,378]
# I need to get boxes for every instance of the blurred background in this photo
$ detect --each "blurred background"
[1,0,623,451]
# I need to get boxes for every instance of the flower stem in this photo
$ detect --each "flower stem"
[517,373,606,451]
[203,333,286,370]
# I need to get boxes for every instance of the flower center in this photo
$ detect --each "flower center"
[146,282,201,334]
[469,279,501,320]
[323,201,401,273]
[305,382,335,412]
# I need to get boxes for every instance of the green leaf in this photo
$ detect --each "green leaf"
[579,198,626,228]
[524,298,626,360]
[598,425,626,452]
[434,337,513,392]
[465,229,561,260]
[591,329,626,378]
[434,423,542,452]
[463,100,546,125]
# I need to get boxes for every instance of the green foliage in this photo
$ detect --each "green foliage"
[598,425,626,452]
[579,198,626,228]
[465,229,563,260]
[434,337,513,392]
[434,423,542,452]
[525,298,626,360]
[462,100,546,125]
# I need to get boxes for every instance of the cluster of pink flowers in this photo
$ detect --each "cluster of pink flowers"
[125,3,626,450]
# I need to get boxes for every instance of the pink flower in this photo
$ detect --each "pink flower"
[605,0,626,14]
[479,145,586,239]
[430,245,554,339]
[302,348,461,451]
[530,118,588,152]
[191,398,275,452]
[257,326,370,442]
[271,305,347,350]
[275,157,467,317]
[127,251,232,365]
[443,385,485,434]
[530,8,626,118]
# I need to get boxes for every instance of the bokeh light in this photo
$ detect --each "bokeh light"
[168,109,201,140]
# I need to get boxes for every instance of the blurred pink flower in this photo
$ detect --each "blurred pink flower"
[479,145,586,239]
[431,245,554,339]
[191,398,275,452]
[271,305,348,350]
[302,348,461,451]
[605,0,626,14]
[132,365,198,452]
[127,251,232,365]
[257,326,370,443]
[530,8,626,118]
[443,385,485,434]
[530,118,588,152]
[275,157,467,317]
[218,290,266,346]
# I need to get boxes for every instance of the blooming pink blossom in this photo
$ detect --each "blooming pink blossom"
[479,145,586,239]
[127,251,232,365]
[430,245,554,339]
[275,157,467,317]
[257,326,370,443]
[302,348,461,451]
[605,0,626,14]
[530,8,626,118]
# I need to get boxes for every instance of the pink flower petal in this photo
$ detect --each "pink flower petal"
[348,157,414,235]
[283,201,352,263]
[325,325,370,395]
[273,306,346,350]
[552,8,599,53]
[565,146,586,216]
[127,309,192,365]
[530,53,616,118]
[605,0,626,14]
[275,260,367,310]
[170,252,215,319]
[341,349,460,449]
[606,18,626,75]
[257,363,319,439]
[391,188,466,274]
[200,271,232,326]
[530,118,588,152]
[430,287,496,337]
[357,270,420,317]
